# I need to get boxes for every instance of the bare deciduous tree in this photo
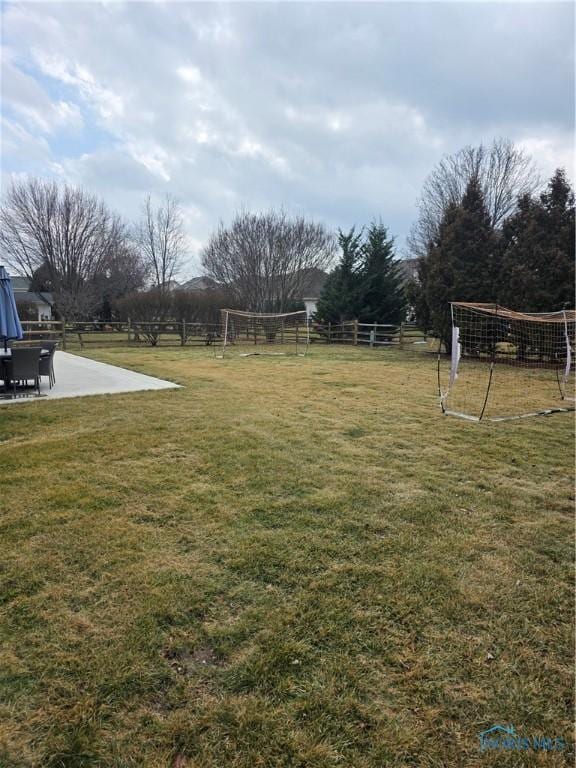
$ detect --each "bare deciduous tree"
[99,243,149,297]
[135,195,185,291]
[92,242,149,319]
[172,287,235,325]
[407,138,540,258]
[0,178,128,318]
[113,287,173,345]
[201,209,336,312]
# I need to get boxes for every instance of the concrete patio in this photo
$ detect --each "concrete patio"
[1,351,180,404]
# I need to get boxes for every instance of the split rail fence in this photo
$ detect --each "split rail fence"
[309,321,426,348]
[16,319,426,350]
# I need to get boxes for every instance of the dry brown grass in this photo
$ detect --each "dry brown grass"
[0,345,573,767]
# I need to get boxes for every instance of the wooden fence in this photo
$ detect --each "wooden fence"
[17,320,222,349]
[18,320,66,348]
[310,321,426,348]
[17,319,426,350]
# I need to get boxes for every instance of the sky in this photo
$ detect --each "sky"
[1,1,574,278]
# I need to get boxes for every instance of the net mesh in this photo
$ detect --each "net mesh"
[220,309,309,357]
[441,303,575,421]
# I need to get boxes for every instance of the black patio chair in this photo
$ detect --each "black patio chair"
[39,342,58,388]
[4,347,42,397]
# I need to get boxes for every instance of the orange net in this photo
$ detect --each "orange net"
[440,303,575,421]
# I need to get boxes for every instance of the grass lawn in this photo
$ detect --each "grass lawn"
[0,345,573,767]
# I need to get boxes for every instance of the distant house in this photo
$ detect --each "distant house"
[163,280,182,292]
[297,267,328,319]
[11,275,54,321]
[302,298,318,320]
[180,276,218,292]
[180,269,329,318]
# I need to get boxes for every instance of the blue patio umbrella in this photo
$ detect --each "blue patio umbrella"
[0,265,23,351]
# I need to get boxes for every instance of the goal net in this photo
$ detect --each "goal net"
[439,302,575,421]
[219,309,310,357]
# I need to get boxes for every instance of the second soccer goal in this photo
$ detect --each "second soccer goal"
[218,309,310,357]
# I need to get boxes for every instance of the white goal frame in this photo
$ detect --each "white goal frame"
[439,302,575,422]
[218,309,310,358]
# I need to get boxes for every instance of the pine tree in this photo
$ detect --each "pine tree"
[315,228,362,322]
[498,169,574,311]
[424,203,460,351]
[541,169,575,309]
[424,177,497,350]
[356,222,406,323]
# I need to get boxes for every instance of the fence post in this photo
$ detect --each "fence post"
[61,318,67,350]
[353,319,358,346]
[181,320,186,346]
[127,318,132,346]
[328,322,331,344]
[399,322,404,347]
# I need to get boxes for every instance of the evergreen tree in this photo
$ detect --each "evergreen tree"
[424,203,460,350]
[498,169,575,311]
[315,228,362,322]
[356,222,406,323]
[424,177,497,350]
[542,169,575,309]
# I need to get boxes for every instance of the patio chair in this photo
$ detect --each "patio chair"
[39,342,58,388]
[4,347,42,397]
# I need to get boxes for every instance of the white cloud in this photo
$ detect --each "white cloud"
[33,52,124,121]
[125,141,172,182]
[1,1,573,274]
[1,50,83,134]
[517,136,575,182]
[177,65,203,84]
[1,116,52,162]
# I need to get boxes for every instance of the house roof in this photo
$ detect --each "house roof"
[180,276,218,291]
[179,269,329,299]
[295,267,328,298]
[10,275,32,291]
[8,273,53,304]
[14,291,54,305]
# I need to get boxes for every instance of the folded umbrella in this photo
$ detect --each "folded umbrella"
[0,265,24,352]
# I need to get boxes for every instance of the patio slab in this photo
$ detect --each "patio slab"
[1,351,180,404]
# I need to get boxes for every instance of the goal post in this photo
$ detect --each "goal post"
[218,309,310,358]
[439,302,575,421]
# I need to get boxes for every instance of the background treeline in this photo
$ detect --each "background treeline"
[315,139,573,348]
[0,180,336,321]
[1,137,573,334]
[0,180,186,321]
[114,285,234,326]
[411,167,574,350]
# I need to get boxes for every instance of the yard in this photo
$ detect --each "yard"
[0,345,573,767]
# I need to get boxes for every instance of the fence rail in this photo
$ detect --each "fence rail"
[17,320,223,349]
[310,321,425,347]
[18,320,66,348]
[17,319,426,350]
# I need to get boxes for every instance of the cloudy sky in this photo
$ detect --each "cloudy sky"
[1,1,574,277]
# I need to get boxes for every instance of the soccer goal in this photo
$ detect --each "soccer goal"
[218,309,310,357]
[439,302,575,421]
